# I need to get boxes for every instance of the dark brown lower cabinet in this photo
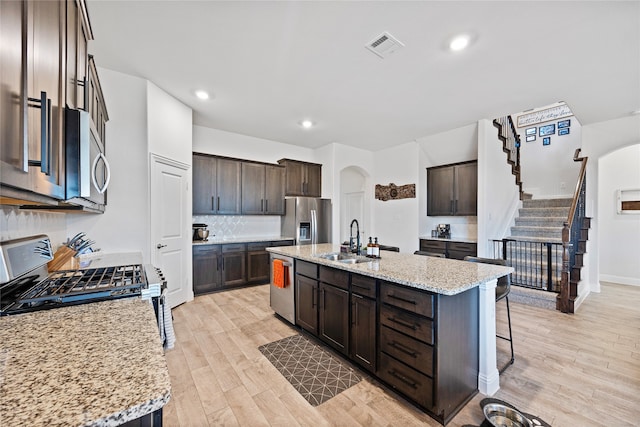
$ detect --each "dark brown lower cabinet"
[319,282,349,355]
[193,245,221,295]
[222,244,246,287]
[295,274,318,334]
[419,239,477,260]
[247,240,294,284]
[350,293,376,372]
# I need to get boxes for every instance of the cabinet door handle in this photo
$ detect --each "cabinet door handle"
[27,91,50,175]
[352,283,371,292]
[212,196,215,211]
[312,288,317,308]
[265,199,268,212]
[388,340,418,358]
[217,196,220,211]
[388,370,418,389]
[388,316,417,330]
[388,293,416,305]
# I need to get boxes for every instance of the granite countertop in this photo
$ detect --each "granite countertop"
[0,298,171,427]
[193,236,295,245]
[267,243,512,296]
[419,236,478,243]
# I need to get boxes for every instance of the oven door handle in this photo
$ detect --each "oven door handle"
[91,152,111,194]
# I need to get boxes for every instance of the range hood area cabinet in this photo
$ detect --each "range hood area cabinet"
[427,161,477,216]
[1,0,109,213]
[277,159,322,197]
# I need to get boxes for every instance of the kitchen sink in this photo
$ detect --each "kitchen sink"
[314,252,370,264]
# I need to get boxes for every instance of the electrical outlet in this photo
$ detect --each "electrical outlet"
[560,182,566,190]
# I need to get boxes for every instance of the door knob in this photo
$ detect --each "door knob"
[157,244,167,249]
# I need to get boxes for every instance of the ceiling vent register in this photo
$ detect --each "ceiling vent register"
[365,32,404,58]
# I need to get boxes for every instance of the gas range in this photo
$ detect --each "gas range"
[0,235,163,316]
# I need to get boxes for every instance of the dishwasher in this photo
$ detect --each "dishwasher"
[269,253,295,325]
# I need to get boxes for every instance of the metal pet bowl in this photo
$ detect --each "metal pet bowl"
[483,403,533,427]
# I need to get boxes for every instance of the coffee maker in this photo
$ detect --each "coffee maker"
[193,223,210,241]
[436,224,451,239]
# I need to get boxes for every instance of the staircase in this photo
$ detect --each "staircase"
[493,116,591,313]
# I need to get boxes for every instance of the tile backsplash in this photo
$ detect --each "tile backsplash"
[1,206,68,246]
[192,215,282,239]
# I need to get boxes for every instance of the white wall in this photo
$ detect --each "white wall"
[581,115,640,296]
[147,82,193,165]
[477,119,521,257]
[67,68,151,260]
[417,123,479,240]
[514,111,582,198]
[372,141,419,253]
[598,145,640,285]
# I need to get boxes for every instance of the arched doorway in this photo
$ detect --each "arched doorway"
[339,166,370,246]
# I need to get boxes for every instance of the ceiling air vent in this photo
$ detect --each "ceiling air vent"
[365,32,404,58]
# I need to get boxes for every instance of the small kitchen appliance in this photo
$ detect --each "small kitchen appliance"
[193,223,209,241]
[436,224,451,239]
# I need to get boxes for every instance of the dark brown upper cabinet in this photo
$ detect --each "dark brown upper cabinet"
[241,162,285,215]
[1,0,66,201]
[427,161,477,216]
[278,159,322,197]
[193,154,242,215]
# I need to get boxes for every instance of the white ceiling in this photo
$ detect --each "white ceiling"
[87,1,640,151]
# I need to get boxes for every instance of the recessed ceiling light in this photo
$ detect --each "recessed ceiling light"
[631,109,640,116]
[195,90,209,100]
[449,34,471,52]
[300,119,314,129]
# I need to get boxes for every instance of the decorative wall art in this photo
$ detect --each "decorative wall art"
[516,104,572,127]
[375,183,416,201]
[525,127,537,135]
[543,137,551,146]
[558,128,570,136]
[539,124,556,136]
[526,135,536,142]
[617,189,640,214]
[558,119,571,128]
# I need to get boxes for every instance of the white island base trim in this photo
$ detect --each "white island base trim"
[478,278,500,395]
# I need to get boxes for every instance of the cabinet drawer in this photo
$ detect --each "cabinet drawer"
[193,244,220,255]
[378,352,433,410]
[247,242,268,251]
[222,243,246,253]
[296,260,318,279]
[380,305,433,344]
[271,240,294,247]
[351,274,376,298]
[319,266,349,290]
[419,239,446,253]
[380,282,434,318]
[380,325,433,376]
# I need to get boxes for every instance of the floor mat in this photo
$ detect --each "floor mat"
[258,334,362,406]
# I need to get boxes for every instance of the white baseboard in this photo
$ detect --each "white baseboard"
[599,275,640,287]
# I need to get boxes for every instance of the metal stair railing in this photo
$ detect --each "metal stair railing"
[492,239,562,292]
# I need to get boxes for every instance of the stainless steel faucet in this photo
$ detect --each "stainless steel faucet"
[349,219,360,255]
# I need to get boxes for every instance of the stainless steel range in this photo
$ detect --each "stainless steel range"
[0,235,164,318]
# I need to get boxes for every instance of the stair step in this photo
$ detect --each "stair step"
[522,198,573,208]
[514,217,566,227]
[518,207,569,218]
[510,226,563,239]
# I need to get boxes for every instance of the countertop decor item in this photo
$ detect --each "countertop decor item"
[375,182,415,201]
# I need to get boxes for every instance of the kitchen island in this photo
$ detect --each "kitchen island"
[267,243,512,425]
[0,298,171,426]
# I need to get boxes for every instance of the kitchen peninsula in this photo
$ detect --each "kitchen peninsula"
[267,243,513,425]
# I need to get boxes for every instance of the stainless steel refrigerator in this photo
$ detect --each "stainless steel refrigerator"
[281,197,332,244]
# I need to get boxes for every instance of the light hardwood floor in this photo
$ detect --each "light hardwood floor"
[162,282,640,426]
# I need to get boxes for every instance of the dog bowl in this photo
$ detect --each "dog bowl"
[483,403,533,427]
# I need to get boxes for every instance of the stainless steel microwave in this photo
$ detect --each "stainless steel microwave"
[65,108,110,210]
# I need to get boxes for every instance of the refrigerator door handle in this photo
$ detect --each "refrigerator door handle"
[311,209,317,244]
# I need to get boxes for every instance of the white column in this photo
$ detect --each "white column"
[478,278,500,395]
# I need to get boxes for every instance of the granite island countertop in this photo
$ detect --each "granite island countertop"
[267,243,512,296]
[0,298,171,427]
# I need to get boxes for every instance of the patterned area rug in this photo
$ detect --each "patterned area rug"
[259,334,362,406]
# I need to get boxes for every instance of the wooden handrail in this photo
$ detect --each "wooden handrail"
[566,149,588,226]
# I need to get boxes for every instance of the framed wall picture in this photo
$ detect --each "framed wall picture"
[558,119,571,128]
[543,137,551,146]
[539,124,556,136]
[558,128,570,136]
[526,135,536,142]
[525,127,537,136]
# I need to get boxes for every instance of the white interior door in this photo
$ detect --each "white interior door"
[150,154,192,308]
